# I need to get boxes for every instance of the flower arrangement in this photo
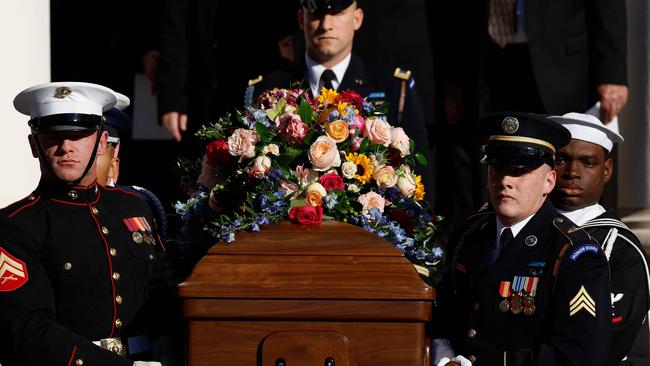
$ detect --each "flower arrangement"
[175,88,444,280]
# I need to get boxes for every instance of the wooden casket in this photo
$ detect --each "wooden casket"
[178,221,435,366]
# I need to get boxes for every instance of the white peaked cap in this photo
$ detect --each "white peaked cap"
[547,112,623,152]
[115,92,130,110]
[14,81,118,118]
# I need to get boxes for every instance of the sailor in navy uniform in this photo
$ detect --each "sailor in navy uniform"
[550,112,650,366]
[0,82,180,366]
[435,112,611,366]
[249,0,435,206]
[98,94,169,240]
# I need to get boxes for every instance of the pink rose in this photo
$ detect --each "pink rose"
[357,191,387,215]
[227,128,258,159]
[308,135,341,171]
[390,127,411,156]
[250,155,271,178]
[373,165,398,188]
[276,112,309,145]
[364,117,392,146]
[319,172,344,191]
[289,205,323,224]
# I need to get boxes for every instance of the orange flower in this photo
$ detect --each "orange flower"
[306,191,323,206]
[324,119,350,143]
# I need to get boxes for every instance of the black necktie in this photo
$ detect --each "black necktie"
[320,69,336,91]
[488,228,513,266]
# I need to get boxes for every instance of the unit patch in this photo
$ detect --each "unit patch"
[0,247,28,292]
[570,243,600,261]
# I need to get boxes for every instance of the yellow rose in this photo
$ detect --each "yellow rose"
[325,119,350,143]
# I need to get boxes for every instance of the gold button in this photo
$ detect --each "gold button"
[467,328,477,338]
[115,319,122,328]
[112,272,120,281]
[75,359,84,366]
[468,355,477,363]
[109,248,117,257]
[28,195,36,201]
[115,295,123,304]
[148,254,155,261]
[64,262,72,271]
[68,190,78,200]
[473,302,480,310]
[91,206,99,215]
[101,226,109,235]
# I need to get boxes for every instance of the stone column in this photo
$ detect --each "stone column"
[0,1,49,207]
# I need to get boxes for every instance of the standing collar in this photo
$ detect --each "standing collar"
[305,53,352,96]
[557,203,606,226]
[36,178,101,204]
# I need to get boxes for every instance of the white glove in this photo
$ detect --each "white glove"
[133,362,162,366]
[436,355,472,366]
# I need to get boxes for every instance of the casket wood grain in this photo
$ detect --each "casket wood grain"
[179,221,434,366]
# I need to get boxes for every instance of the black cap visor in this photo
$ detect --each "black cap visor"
[482,143,555,169]
[301,0,354,13]
[29,113,103,133]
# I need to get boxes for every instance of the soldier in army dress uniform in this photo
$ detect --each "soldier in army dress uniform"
[251,0,435,206]
[549,112,650,366]
[0,82,180,366]
[435,112,611,366]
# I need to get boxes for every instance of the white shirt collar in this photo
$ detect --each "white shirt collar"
[557,203,606,226]
[305,53,352,96]
[496,213,536,243]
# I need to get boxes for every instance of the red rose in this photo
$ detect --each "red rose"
[319,172,344,191]
[289,205,323,224]
[205,139,231,166]
[339,90,364,110]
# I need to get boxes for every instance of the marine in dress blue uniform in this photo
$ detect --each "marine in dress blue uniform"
[436,112,611,365]
[0,82,180,366]
[549,113,650,365]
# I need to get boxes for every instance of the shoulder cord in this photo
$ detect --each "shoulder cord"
[602,228,618,261]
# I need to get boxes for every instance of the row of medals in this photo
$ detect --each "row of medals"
[132,230,155,245]
[499,291,536,316]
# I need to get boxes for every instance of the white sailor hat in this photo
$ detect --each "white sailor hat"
[13,81,118,133]
[548,112,623,152]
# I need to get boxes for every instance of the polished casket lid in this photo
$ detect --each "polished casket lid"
[178,221,433,300]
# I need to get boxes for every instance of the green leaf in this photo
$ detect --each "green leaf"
[359,138,370,153]
[415,152,428,166]
[265,98,286,121]
[290,199,307,208]
[298,99,313,127]
[322,215,335,221]
[255,121,273,143]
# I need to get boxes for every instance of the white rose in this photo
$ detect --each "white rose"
[341,161,358,179]
[307,182,327,197]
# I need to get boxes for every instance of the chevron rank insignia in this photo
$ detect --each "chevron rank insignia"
[0,247,29,292]
[569,285,596,317]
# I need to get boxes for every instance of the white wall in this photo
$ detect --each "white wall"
[0,1,49,207]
